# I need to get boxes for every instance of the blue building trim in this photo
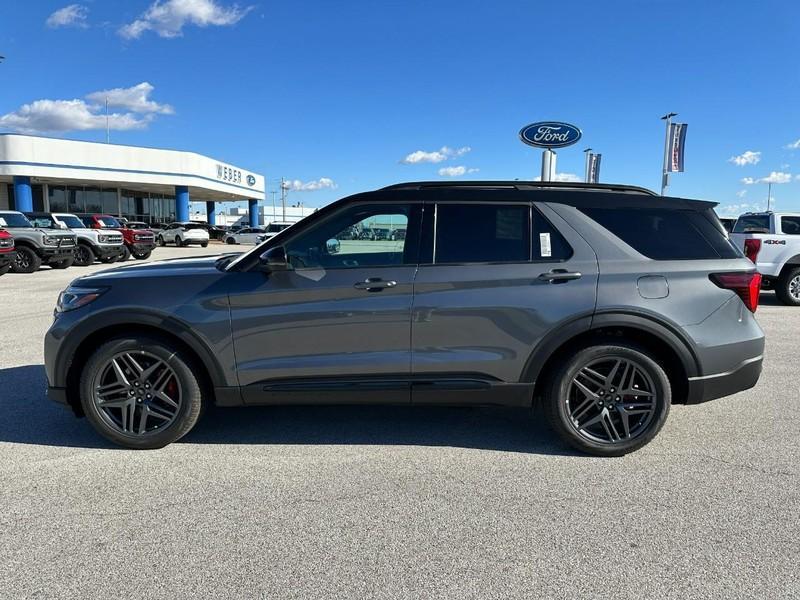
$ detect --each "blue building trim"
[206,201,216,226]
[248,199,258,227]
[13,176,33,212]
[0,160,263,196]
[175,186,190,222]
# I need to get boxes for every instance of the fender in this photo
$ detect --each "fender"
[51,307,231,389]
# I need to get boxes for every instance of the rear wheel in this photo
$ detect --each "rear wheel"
[775,266,800,306]
[79,336,205,449]
[544,344,671,456]
[11,246,41,273]
[201,242,208,248]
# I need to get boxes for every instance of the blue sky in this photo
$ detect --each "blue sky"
[1,0,799,215]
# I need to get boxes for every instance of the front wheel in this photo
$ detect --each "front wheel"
[0,264,10,276]
[225,237,236,245]
[118,245,131,262]
[50,257,74,269]
[73,244,95,267]
[11,246,42,273]
[775,267,800,306]
[544,344,671,456]
[132,249,151,260]
[200,242,208,248]
[79,336,205,449]
[99,255,118,264]
[156,235,165,247]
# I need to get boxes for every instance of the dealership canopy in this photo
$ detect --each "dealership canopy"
[0,134,265,226]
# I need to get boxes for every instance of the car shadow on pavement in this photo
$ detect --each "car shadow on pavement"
[0,364,575,455]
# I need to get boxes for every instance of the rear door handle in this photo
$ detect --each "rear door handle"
[354,278,397,291]
[537,269,582,283]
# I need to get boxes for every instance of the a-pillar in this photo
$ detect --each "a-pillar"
[206,201,216,225]
[175,185,190,222]
[248,199,258,227]
[13,176,33,212]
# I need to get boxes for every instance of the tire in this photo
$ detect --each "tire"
[118,245,131,262]
[201,242,208,248]
[0,264,10,276]
[180,238,190,247]
[79,335,205,449]
[156,235,165,247]
[775,266,800,306]
[132,249,151,260]
[225,237,236,245]
[50,257,74,269]
[11,246,42,273]
[99,255,118,264]
[543,343,671,456]
[73,244,95,267]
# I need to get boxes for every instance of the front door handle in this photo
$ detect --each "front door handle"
[354,277,397,292]
[537,269,582,283]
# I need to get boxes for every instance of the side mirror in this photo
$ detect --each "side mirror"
[259,245,289,270]
[326,238,341,255]
[59,222,68,230]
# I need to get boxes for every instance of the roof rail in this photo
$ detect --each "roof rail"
[380,180,658,196]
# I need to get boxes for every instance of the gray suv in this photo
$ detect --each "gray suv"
[45,182,764,455]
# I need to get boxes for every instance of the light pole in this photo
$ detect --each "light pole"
[660,112,677,195]
[280,178,289,221]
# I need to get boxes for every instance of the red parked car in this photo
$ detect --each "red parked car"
[77,214,156,261]
[0,227,15,275]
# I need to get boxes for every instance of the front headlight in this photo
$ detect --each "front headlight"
[134,234,143,241]
[98,235,110,243]
[43,235,60,246]
[56,286,107,313]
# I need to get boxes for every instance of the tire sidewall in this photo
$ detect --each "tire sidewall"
[776,267,800,306]
[73,244,95,267]
[546,344,671,456]
[79,336,204,449]
[12,246,41,273]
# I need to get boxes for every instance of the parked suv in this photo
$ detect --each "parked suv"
[26,212,124,267]
[0,227,15,276]
[76,214,155,261]
[156,222,210,247]
[45,182,764,455]
[0,210,76,273]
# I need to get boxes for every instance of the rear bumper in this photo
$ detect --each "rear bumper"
[686,355,763,404]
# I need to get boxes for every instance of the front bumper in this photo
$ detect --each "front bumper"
[41,247,75,261]
[0,249,16,267]
[128,242,156,252]
[686,355,763,404]
[95,244,123,259]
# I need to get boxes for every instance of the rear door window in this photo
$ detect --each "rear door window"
[579,207,741,260]
[434,203,530,264]
[780,216,800,235]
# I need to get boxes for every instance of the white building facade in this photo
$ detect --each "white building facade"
[0,134,265,227]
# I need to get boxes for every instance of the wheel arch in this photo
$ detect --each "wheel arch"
[61,314,225,415]
[526,312,699,406]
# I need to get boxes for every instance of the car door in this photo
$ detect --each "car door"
[411,199,598,404]
[228,200,422,404]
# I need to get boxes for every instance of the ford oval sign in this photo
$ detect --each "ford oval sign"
[519,121,582,149]
[246,175,256,186]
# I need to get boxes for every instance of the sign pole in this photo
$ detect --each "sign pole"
[541,149,552,182]
[583,148,592,183]
[660,112,677,195]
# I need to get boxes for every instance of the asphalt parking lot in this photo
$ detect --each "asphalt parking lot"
[0,246,797,600]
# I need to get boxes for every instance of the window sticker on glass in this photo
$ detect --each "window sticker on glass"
[540,232,552,258]
[0,218,6,227]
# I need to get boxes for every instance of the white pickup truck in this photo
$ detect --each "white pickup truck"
[729,211,800,305]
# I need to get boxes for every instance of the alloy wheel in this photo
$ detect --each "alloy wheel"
[566,356,657,445]
[14,251,30,270]
[790,275,800,301]
[92,351,182,436]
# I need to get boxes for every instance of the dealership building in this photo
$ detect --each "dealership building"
[0,134,265,227]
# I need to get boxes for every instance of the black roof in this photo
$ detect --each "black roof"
[382,180,658,195]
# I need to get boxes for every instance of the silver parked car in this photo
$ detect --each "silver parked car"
[45,181,764,455]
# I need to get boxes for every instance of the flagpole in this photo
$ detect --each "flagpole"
[660,112,677,195]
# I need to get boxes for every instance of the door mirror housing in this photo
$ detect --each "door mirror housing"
[259,245,289,270]
[326,238,341,255]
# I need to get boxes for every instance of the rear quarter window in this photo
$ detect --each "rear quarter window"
[733,215,771,234]
[579,207,741,260]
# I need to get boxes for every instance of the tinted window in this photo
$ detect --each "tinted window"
[780,216,800,235]
[733,214,770,233]
[435,204,529,264]
[184,223,206,230]
[0,213,33,228]
[532,207,572,261]
[57,215,85,229]
[27,215,59,229]
[580,207,741,260]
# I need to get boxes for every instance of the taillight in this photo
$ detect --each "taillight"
[710,272,762,313]
[743,238,762,263]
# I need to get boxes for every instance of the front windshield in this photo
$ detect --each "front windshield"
[0,213,33,228]
[28,215,59,229]
[267,223,291,233]
[58,215,85,229]
[96,216,122,228]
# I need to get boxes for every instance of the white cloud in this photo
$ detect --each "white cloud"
[282,177,337,192]
[741,171,792,185]
[119,0,253,39]
[400,145,471,164]
[0,82,172,134]
[46,4,89,29]
[534,172,583,183]
[717,202,764,217]
[736,189,747,198]
[785,139,800,150]
[437,166,479,177]
[728,150,761,166]
[86,82,174,114]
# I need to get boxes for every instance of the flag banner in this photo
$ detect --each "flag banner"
[667,123,687,172]
[588,153,601,183]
